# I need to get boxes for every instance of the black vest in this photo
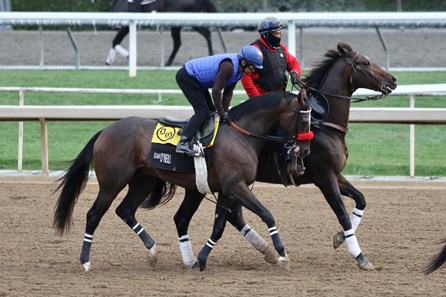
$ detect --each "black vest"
[252,39,288,92]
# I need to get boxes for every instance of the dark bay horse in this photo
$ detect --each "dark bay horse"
[53,90,311,271]
[106,0,216,66]
[160,42,397,271]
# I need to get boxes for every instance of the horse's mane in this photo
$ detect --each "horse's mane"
[302,48,340,89]
[229,91,290,121]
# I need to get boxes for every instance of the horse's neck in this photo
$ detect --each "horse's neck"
[320,66,352,129]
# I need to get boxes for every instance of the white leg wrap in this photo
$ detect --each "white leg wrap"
[178,235,197,268]
[350,208,364,233]
[240,224,268,253]
[114,44,129,57]
[105,48,116,65]
[344,229,361,258]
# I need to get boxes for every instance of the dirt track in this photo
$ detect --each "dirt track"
[1,178,446,296]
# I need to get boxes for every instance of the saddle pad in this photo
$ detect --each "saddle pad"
[151,122,219,148]
[149,143,212,173]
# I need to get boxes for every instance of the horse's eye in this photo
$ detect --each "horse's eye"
[363,61,370,66]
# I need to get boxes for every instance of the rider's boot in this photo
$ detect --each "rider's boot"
[176,136,197,156]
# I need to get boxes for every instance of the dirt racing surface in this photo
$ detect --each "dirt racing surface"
[1,177,446,297]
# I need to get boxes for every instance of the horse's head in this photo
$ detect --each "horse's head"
[337,42,398,95]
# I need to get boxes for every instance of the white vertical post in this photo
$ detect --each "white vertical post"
[129,20,137,77]
[287,20,296,58]
[39,118,49,175]
[409,95,415,177]
[17,90,24,171]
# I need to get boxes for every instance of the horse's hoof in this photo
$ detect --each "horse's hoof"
[263,246,278,264]
[82,261,91,272]
[198,260,207,271]
[147,244,158,267]
[278,254,290,271]
[191,261,199,269]
[184,260,198,269]
[357,255,375,271]
[333,231,345,249]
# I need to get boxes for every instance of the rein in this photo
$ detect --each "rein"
[229,108,313,143]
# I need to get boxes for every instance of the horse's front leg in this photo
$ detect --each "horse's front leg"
[332,174,367,249]
[232,187,290,270]
[316,175,374,271]
[224,198,278,265]
[173,189,205,268]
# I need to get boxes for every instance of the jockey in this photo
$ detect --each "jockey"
[175,45,263,156]
[241,16,302,98]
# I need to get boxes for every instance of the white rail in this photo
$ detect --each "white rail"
[1,12,446,74]
[1,84,446,175]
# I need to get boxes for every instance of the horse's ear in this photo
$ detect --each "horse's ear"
[337,42,352,57]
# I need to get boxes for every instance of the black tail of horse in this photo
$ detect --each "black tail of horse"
[424,239,446,274]
[140,179,177,210]
[53,131,102,236]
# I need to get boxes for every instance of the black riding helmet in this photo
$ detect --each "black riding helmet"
[258,16,284,49]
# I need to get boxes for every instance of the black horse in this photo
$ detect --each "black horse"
[152,42,397,271]
[105,0,216,66]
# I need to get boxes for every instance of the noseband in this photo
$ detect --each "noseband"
[344,51,385,98]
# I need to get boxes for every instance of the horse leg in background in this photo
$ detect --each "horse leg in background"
[173,189,205,268]
[105,26,130,65]
[332,174,367,249]
[165,27,182,66]
[192,26,214,56]
[197,188,290,271]
[114,175,161,267]
[315,174,374,271]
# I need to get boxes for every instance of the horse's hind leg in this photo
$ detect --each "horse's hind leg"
[333,174,366,249]
[81,187,123,271]
[165,27,182,66]
[115,175,158,267]
[193,27,213,56]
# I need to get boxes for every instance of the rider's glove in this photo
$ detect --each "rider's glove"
[290,70,300,85]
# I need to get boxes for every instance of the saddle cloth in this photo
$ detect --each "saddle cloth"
[149,115,219,172]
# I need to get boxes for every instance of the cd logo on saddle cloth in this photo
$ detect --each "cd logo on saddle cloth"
[155,126,178,143]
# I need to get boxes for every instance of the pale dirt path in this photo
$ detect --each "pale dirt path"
[1,178,446,296]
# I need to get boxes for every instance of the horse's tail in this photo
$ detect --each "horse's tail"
[53,130,102,236]
[201,0,217,12]
[424,239,446,274]
[140,179,177,209]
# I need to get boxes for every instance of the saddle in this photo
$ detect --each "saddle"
[308,91,329,125]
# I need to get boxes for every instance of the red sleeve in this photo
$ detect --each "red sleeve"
[241,73,261,98]
[281,45,302,77]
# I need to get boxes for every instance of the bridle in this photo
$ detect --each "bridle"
[229,95,314,147]
[297,51,386,103]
